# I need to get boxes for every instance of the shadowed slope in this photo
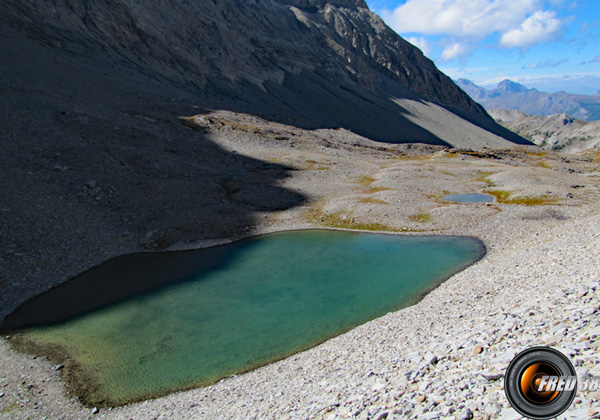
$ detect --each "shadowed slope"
[0,22,305,319]
[1,0,529,145]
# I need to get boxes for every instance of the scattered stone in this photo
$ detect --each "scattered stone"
[424,352,438,365]
[374,411,388,420]
[485,404,500,416]
[91,407,99,414]
[459,407,473,419]
[192,115,211,129]
[473,345,484,355]
[415,395,426,403]
[420,412,442,420]
[480,371,503,381]
[52,364,64,371]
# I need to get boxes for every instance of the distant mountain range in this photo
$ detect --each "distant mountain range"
[456,79,600,121]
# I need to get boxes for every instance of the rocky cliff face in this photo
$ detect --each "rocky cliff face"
[490,110,600,153]
[1,0,525,144]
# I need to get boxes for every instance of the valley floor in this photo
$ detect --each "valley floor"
[2,113,600,419]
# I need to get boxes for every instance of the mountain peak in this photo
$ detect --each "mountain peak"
[496,79,529,93]
[456,78,478,87]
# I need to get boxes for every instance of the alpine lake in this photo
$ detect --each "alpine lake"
[4,230,484,406]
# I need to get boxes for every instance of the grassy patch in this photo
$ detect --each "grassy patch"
[354,175,377,186]
[408,211,432,223]
[476,171,497,187]
[358,197,388,204]
[583,148,600,162]
[486,190,511,202]
[525,150,547,157]
[393,154,432,161]
[0,400,19,415]
[506,195,560,205]
[535,160,552,169]
[354,174,392,194]
[486,189,559,205]
[303,160,331,171]
[523,150,554,168]
[304,206,402,232]
[361,186,392,194]
[268,157,329,171]
[221,120,262,133]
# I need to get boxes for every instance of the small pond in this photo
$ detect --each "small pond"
[4,230,484,406]
[443,193,494,203]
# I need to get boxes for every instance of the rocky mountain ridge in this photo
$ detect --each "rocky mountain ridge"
[489,109,600,153]
[1,0,525,145]
[457,78,600,121]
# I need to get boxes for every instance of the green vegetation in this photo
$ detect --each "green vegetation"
[303,160,331,170]
[535,160,552,169]
[304,204,401,231]
[361,186,392,194]
[486,190,511,202]
[358,197,388,204]
[525,150,547,157]
[476,171,497,187]
[354,175,377,186]
[305,209,398,231]
[0,400,18,415]
[409,211,433,223]
[354,174,392,194]
[486,190,559,206]
[583,147,600,161]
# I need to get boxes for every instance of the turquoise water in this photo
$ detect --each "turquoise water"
[13,230,483,406]
[443,193,494,203]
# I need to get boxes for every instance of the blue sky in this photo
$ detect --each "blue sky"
[365,0,600,95]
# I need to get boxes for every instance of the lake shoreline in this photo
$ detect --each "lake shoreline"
[5,230,485,408]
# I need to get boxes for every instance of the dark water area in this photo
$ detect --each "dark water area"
[6,230,484,406]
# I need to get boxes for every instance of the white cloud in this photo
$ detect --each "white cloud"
[441,43,471,61]
[379,0,568,61]
[406,36,431,57]
[381,0,541,38]
[580,55,600,65]
[500,11,564,48]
